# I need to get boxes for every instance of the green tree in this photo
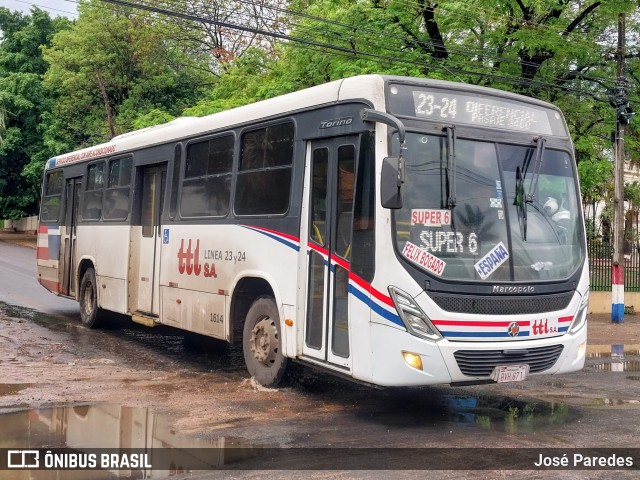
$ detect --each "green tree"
[42,0,210,152]
[0,7,71,218]
[624,180,640,244]
[578,157,613,238]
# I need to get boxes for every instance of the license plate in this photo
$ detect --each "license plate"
[490,364,529,383]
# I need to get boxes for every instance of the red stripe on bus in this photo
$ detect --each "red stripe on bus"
[38,225,48,234]
[558,315,574,323]
[247,225,300,243]
[348,272,395,308]
[330,254,350,271]
[308,243,329,257]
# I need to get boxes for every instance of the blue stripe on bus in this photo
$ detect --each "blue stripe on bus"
[348,284,403,327]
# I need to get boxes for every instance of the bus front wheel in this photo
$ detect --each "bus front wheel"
[242,296,288,387]
[79,268,104,328]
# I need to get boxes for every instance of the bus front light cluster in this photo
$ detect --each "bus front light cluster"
[569,292,589,334]
[388,286,442,341]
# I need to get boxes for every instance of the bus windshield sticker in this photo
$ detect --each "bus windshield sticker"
[402,241,446,276]
[163,229,170,244]
[498,210,504,220]
[419,230,477,254]
[474,242,510,280]
[489,198,503,208]
[411,209,451,227]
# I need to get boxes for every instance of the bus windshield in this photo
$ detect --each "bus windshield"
[394,132,584,283]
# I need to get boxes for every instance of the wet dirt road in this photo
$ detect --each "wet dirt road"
[1,239,640,479]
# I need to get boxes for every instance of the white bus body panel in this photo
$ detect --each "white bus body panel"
[76,225,130,314]
[158,224,297,348]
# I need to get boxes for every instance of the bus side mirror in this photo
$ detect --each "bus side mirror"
[381,156,403,209]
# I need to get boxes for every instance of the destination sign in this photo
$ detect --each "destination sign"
[388,84,566,136]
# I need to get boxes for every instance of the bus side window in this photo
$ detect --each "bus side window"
[235,122,294,216]
[83,162,105,220]
[180,135,233,218]
[103,157,132,221]
[40,170,64,223]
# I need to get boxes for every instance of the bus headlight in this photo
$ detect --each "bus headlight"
[388,286,442,341]
[569,292,589,334]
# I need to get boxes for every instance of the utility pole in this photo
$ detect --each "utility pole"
[612,13,628,323]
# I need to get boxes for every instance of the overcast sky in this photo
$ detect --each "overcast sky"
[2,0,78,19]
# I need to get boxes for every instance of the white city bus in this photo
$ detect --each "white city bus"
[37,75,588,387]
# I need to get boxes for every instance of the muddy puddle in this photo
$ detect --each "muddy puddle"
[355,389,576,435]
[0,395,578,475]
[0,300,245,373]
[0,383,32,397]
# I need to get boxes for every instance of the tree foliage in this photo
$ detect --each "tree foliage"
[42,0,209,151]
[0,7,70,218]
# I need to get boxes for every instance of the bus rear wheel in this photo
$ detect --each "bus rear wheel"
[242,296,288,387]
[79,267,104,328]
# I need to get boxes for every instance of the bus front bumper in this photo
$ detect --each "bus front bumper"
[367,321,587,387]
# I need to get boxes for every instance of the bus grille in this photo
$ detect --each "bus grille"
[453,345,564,377]
[430,293,573,315]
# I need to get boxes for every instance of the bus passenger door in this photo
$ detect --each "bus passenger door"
[61,178,81,296]
[135,165,166,315]
[302,136,358,369]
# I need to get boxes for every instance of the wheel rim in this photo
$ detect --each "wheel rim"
[250,316,279,367]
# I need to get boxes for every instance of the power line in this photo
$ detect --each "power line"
[33,0,633,107]
[94,0,625,103]
[10,0,78,17]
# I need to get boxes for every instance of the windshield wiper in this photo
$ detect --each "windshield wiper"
[443,125,457,231]
[444,126,457,209]
[514,136,546,241]
[526,137,546,204]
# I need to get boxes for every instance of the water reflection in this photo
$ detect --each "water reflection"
[361,392,575,435]
[587,344,640,372]
[442,395,572,434]
[0,405,253,478]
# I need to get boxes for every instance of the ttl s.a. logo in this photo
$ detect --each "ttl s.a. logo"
[532,319,558,335]
[177,239,217,278]
[507,322,520,337]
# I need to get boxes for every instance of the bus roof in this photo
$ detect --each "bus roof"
[46,74,563,170]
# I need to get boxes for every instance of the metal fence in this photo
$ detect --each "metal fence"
[588,242,640,292]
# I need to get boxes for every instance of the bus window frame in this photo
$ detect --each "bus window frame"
[233,118,296,218]
[102,155,133,222]
[40,169,65,224]
[81,160,107,222]
[169,143,183,220]
[179,131,236,220]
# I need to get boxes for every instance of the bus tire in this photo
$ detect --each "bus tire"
[242,296,288,387]
[79,267,104,328]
